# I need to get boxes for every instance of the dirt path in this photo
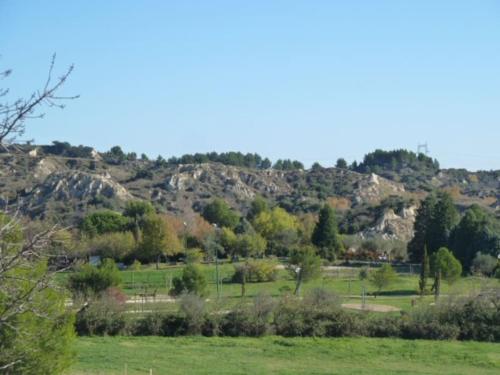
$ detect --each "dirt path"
[341,303,401,312]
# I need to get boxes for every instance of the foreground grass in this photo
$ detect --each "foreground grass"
[70,336,500,375]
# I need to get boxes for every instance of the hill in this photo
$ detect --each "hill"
[0,144,498,242]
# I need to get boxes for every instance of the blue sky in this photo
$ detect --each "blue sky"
[1,1,499,170]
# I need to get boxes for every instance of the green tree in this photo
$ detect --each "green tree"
[81,210,128,237]
[236,233,267,258]
[370,263,397,297]
[450,205,500,272]
[247,196,269,221]
[335,158,348,169]
[202,198,240,229]
[471,252,498,276]
[83,231,136,261]
[431,247,462,299]
[219,227,238,256]
[68,259,122,299]
[407,192,458,262]
[171,264,208,297]
[0,213,75,374]
[123,200,155,242]
[138,214,183,265]
[253,207,299,255]
[289,246,322,296]
[311,205,344,260]
[418,245,430,296]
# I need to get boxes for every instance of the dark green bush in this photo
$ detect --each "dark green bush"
[170,264,208,297]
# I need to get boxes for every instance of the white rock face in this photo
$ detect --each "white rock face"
[362,205,417,241]
[32,171,132,202]
[354,173,405,204]
[164,164,291,201]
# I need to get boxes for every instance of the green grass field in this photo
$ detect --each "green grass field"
[58,262,497,313]
[70,336,500,375]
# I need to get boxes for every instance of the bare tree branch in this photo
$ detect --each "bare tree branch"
[0,54,78,146]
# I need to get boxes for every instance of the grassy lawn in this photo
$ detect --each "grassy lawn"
[57,262,497,313]
[70,336,500,375]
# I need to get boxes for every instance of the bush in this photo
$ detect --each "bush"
[401,307,459,340]
[130,259,142,271]
[472,252,498,276]
[273,295,362,337]
[435,293,500,342]
[179,293,206,334]
[75,294,128,336]
[171,264,208,297]
[366,316,402,338]
[68,259,121,299]
[221,294,275,337]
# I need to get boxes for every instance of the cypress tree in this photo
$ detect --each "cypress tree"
[312,204,344,260]
[418,245,430,296]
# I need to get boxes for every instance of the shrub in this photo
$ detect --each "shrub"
[75,294,128,336]
[179,293,206,334]
[366,316,402,338]
[472,252,498,276]
[222,294,275,337]
[130,259,142,271]
[185,248,204,264]
[68,259,121,299]
[402,307,459,340]
[171,264,208,297]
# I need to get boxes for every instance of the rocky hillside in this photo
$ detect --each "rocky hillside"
[0,145,498,241]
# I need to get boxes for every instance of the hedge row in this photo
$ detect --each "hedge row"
[75,291,500,342]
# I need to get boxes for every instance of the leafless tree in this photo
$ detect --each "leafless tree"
[0,55,77,372]
[0,53,78,146]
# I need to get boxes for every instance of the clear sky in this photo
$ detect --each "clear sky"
[1,1,499,170]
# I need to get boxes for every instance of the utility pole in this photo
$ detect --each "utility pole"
[212,224,221,299]
[417,143,429,155]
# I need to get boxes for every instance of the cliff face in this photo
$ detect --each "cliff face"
[0,147,497,240]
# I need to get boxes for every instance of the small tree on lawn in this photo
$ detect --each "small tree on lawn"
[431,247,462,300]
[370,263,397,297]
[419,245,430,296]
[171,264,208,297]
[289,246,321,296]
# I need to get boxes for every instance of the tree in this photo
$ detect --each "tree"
[247,196,269,221]
[236,233,267,258]
[138,214,183,265]
[407,192,458,262]
[0,54,77,146]
[311,205,344,260]
[67,259,122,300]
[219,227,238,256]
[123,201,154,242]
[171,264,208,297]
[289,246,322,296]
[253,207,299,255]
[0,213,75,373]
[83,231,136,261]
[202,198,240,229]
[450,205,500,272]
[0,57,76,373]
[81,210,128,237]
[418,245,430,296]
[370,263,397,297]
[335,158,348,169]
[431,247,462,299]
[471,252,497,277]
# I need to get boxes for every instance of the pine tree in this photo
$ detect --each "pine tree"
[311,205,344,260]
[418,245,430,296]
